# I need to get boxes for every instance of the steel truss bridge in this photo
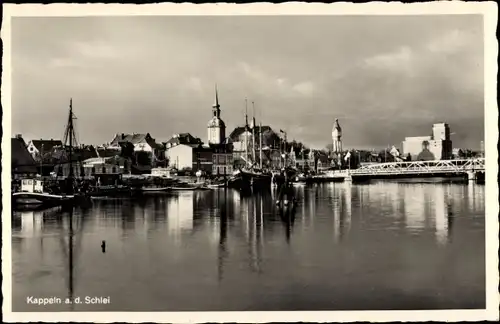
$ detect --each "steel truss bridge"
[349,158,485,177]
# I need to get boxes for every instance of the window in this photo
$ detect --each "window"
[102,166,106,173]
[92,167,96,174]
[112,166,117,173]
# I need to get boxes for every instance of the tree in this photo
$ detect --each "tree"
[119,142,135,159]
[136,151,152,166]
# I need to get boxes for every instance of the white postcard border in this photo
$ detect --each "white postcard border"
[1,2,498,323]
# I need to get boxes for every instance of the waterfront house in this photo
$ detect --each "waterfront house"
[164,133,203,149]
[26,139,63,160]
[165,134,232,175]
[109,133,163,161]
[109,133,158,152]
[55,155,131,179]
[164,133,203,171]
[210,144,233,176]
[108,133,166,172]
[11,135,38,179]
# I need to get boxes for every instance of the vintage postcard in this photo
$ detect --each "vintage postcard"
[1,1,498,323]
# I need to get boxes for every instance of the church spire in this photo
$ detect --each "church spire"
[244,98,249,130]
[251,101,256,129]
[212,84,221,118]
[213,84,220,109]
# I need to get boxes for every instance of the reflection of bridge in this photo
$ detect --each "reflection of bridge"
[349,158,485,180]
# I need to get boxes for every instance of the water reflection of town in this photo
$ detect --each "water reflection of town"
[12,182,485,283]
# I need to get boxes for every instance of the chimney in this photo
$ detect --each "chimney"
[121,133,125,140]
[15,134,22,139]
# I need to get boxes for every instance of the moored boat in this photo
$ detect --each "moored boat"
[140,186,171,193]
[87,184,133,198]
[171,181,209,191]
[207,182,226,189]
[12,178,74,209]
[229,168,272,190]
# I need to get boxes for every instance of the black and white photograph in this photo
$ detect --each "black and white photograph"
[2,2,498,323]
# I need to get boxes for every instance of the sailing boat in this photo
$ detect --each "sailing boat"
[12,99,78,209]
[229,101,272,190]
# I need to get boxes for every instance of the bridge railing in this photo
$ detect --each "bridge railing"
[350,158,485,175]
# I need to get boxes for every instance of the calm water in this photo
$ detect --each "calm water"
[11,181,485,311]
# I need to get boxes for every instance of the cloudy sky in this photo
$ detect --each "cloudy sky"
[11,14,484,149]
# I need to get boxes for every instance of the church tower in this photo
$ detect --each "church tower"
[207,85,226,145]
[332,118,342,153]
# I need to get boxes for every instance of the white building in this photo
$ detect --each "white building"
[402,136,432,160]
[401,123,453,161]
[166,144,197,170]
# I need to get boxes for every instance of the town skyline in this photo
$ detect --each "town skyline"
[11,15,484,150]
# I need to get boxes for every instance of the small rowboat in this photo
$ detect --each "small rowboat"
[207,183,226,189]
[140,186,171,193]
[90,196,130,201]
[171,186,197,191]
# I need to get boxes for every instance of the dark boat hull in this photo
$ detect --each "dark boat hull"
[12,192,74,210]
[229,170,272,190]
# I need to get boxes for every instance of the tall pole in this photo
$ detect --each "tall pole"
[68,208,74,303]
[69,100,73,178]
[284,132,287,168]
[259,121,263,169]
[40,144,44,177]
[252,101,256,165]
[245,99,249,168]
[67,99,74,195]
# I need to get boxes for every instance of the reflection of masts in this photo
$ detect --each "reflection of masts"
[218,190,228,282]
[57,207,85,310]
[260,194,264,248]
[252,194,260,272]
[68,208,74,303]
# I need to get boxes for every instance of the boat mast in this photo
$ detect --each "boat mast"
[63,98,78,187]
[40,144,44,176]
[284,131,287,168]
[259,121,263,169]
[69,99,73,179]
[252,101,256,166]
[244,99,249,168]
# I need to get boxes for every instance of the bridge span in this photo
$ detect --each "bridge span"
[345,158,485,181]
